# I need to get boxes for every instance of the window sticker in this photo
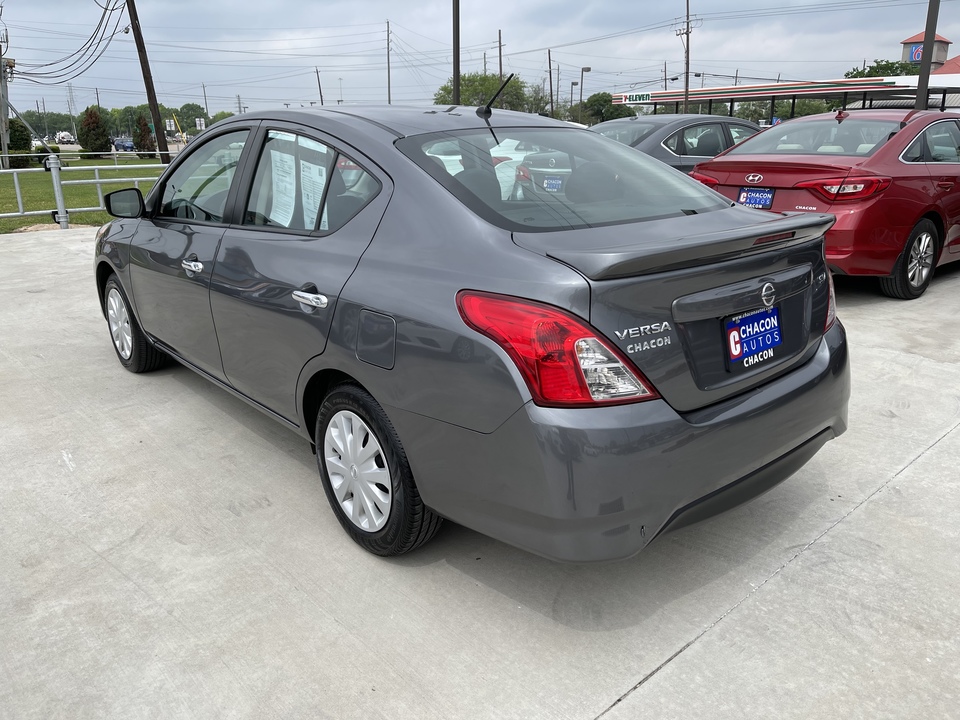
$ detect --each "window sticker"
[268,149,296,227]
[300,159,327,230]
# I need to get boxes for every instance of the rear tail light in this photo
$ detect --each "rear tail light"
[795,176,891,202]
[492,156,510,166]
[516,165,531,182]
[457,291,659,407]
[825,270,837,331]
[690,171,719,187]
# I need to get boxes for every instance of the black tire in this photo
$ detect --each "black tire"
[879,219,939,300]
[103,275,169,373]
[315,383,442,556]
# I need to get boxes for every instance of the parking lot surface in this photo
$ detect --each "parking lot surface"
[2,227,959,719]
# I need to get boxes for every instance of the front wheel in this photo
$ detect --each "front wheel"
[103,275,169,372]
[879,219,939,300]
[316,383,442,556]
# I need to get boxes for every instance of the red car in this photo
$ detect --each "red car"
[691,109,960,299]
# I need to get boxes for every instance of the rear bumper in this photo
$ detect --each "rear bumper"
[393,322,849,563]
[823,203,908,276]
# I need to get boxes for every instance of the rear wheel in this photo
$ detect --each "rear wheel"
[103,275,169,372]
[879,219,938,300]
[316,383,442,556]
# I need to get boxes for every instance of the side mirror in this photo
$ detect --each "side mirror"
[104,188,145,219]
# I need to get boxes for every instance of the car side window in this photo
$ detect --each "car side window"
[682,124,726,157]
[729,125,758,145]
[902,135,926,163]
[244,130,379,233]
[158,130,248,223]
[926,121,960,163]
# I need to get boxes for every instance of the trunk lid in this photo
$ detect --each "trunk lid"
[513,205,836,412]
[697,154,868,214]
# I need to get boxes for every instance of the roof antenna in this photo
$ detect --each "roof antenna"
[477,73,515,118]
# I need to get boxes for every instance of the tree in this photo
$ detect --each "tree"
[134,113,156,158]
[434,72,528,111]
[210,110,235,125]
[9,118,31,151]
[178,102,208,129]
[582,92,636,124]
[734,98,834,124]
[78,107,112,156]
[845,60,920,78]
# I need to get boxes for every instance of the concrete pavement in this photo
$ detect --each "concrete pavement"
[1,227,958,719]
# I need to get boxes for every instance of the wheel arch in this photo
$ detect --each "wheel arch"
[301,368,368,445]
[920,210,946,260]
[95,261,116,316]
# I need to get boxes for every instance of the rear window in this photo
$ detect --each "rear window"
[397,127,729,232]
[592,122,660,147]
[727,117,901,157]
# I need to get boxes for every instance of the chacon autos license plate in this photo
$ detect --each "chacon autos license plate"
[737,187,775,209]
[725,306,782,372]
[543,176,563,192]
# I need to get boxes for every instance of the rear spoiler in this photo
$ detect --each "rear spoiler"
[543,212,835,281]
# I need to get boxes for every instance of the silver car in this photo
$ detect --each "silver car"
[95,106,849,562]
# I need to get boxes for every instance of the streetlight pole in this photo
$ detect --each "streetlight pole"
[338,78,343,105]
[578,67,591,123]
[570,81,578,109]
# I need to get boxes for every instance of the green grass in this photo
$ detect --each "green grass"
[0,155,164,233]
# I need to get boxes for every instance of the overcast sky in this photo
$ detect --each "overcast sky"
[3,0,959,118]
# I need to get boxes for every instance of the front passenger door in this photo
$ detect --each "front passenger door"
[128,129,251,379]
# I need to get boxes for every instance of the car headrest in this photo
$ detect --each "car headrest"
[564,162,623,204]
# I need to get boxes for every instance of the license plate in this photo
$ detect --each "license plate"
[725,307,782,370]
[737,187,774,209]
[543,176,563,192]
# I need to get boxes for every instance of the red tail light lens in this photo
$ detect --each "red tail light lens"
[492,156,510,166]
[825,270,837,331]
[690,171,719,187]
[457,291,659,407]
[515,165,531,182]
[795,176,891,202]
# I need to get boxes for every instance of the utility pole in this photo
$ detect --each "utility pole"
[664,61,668,90]
[498,30,503,82]
[548,49,554,117]
[202,83,209,117]
[315,67,324,106]
[237,95,242,114]
[677,0,692,114]
[484,52,487,75]
[386,20,392,104]
[0,33,10,170]
[126,0,171,163]
[42,98,49,137]
[96,87,101,114]
[914,0,941,110]
[452,0,460,104]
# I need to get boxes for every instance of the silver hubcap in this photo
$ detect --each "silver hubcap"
[323,411,391,532]
[907,231,934,289]
[106,288,133,360]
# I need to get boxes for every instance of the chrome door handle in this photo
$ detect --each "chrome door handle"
[292,290,328,308]
[181,259,204,273]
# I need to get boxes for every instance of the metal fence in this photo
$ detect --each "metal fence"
[0,151,165,229]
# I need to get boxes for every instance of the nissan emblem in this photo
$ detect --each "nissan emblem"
[761,282,776,307]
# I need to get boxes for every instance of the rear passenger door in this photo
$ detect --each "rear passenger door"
[209,125,391,422]
[920,119,960,254]
[666,122,730,173]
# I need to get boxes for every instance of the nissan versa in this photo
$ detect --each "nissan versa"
[94,105,850,563]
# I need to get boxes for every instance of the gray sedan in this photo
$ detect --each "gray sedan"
[94,106,848,562]
[591,114,760,172]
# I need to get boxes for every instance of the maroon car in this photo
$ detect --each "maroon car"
[691,109,960,299]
